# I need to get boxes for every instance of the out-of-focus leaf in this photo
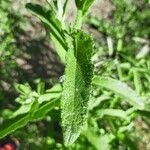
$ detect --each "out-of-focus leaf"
[92,76,145,110]
[89,95,110,110]
[32,98,59,121]
[10,103,33,118]
[39,84,62,104]
[38,92,61,104]
[118,122,134,132]
[0,114,30,139]
[137,110,150,119]
[75,0,95,15]
[36,80,45,94]
[95,109,127,119]
[12,84,62,118]
[0,98,59,139]
[15,84,31,95]
[26,3,66,62]
[46,84,62,93]
[84,127,112,150]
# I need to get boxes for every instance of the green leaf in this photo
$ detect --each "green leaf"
[0,114,31,139]
[33,98,59,121]
[89,95,110,110]
[61,30,93,146]
[137,110,150,119]
[0,98,59,139]
[26,3,66,62]
[75,0,95,15]
[75,0,95,28]
[84,128,111,150]
[29,100,39,116]
[95,109,127,119]
[10,103,33,118]
[12,84,62,118]
[38,92,61,104]
[46,84,62,93]
[63,0,69,16]
[36,79,45,94]
[92,76,145,110]
[15,83,31,95]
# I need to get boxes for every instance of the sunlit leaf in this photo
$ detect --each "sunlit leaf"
[92,76,145,110]
[61,30,93,146]
[95,109,127,119]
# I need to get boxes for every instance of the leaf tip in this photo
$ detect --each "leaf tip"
[64,132,80,147]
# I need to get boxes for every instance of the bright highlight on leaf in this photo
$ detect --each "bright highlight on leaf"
[61,30,93,146]
[92,76,145,110]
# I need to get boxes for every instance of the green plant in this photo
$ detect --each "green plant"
[0,0,149,149]
[0,0,16,82]
[0,0,95,147]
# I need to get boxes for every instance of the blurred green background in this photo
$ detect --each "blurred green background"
[0,0,149,149]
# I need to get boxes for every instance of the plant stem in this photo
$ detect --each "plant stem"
[75,10,83,29]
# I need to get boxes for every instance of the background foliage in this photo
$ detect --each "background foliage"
[0,0,150,149]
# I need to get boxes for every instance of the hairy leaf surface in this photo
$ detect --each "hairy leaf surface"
[61,30,93,146]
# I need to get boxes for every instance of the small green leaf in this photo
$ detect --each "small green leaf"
[92,76,145,110]
[89,95,110,110]
[46,84,62,93]
[84,127,111,150]
[38,92,61,104]
[36,80,45,94]
[12,84,62,118]
[95,109,127,119]
[61,30,93,146]
[75,0,95,15]
[10,103,33,118]
[15,84,31,95]
[29,100,39,117]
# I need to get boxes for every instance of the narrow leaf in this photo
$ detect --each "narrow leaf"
[10,103,33,118]
[0,99,59,139]
[38,92,61,104]
[33,98,59,121]
[89,95,110,110]
[0,114,30,139]
[46,84,62,93]
[95,109,127,119]
[75,0,95,15]
[92,76,145,110]
[26,3,66,62]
